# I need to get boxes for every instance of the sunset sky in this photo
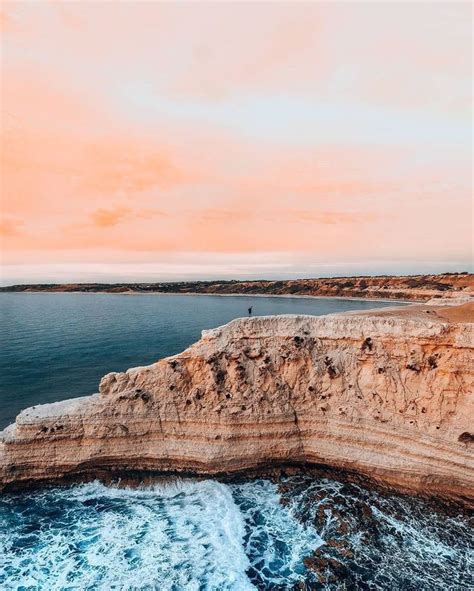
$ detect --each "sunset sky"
[1,2,472,284]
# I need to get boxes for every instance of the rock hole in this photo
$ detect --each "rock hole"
[324,356,338,379]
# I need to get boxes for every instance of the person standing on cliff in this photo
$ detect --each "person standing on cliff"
[248,306,253,316]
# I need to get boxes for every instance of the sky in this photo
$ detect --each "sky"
[0,1,472,284]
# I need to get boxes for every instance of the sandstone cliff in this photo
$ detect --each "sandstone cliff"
[1,303,473,504]
[2,272,473,301]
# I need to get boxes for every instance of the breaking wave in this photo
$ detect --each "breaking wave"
[0,476,471,590]
[0,479,319,590]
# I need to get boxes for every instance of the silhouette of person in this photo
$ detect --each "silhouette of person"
[248,306,253,316]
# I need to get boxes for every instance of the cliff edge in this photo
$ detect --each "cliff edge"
[1,302,473,504]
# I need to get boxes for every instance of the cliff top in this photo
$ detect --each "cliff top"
[352,301,474,324]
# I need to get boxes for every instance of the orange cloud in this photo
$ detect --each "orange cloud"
[82,140,185,196]
[0,216,24,237]
[90,207,131,228]
[89,206,169,228]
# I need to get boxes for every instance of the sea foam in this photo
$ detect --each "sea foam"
[1,476,471,590]
[0,478,320,590]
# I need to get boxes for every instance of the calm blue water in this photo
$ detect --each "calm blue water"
[1,293,472,590]
[0,292,403,429]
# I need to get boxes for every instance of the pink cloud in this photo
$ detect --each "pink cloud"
[0,2,471,277]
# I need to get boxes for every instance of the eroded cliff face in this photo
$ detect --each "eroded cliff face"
[1,304,473,503]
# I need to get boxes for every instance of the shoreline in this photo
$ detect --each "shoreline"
[2,461,471,514]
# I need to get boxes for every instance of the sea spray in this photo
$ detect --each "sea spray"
[230,479,323,587]
[0,478,320,590]
[0,480,253,590]
[1,477,472,590]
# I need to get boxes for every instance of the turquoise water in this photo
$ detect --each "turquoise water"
[0,293,472,590]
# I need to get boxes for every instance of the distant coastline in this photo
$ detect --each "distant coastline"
[1,272,472,303]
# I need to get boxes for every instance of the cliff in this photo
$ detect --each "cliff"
[1,272,473,301]
[1,302,473,504]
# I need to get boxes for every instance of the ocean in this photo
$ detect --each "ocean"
[0,293,471,590]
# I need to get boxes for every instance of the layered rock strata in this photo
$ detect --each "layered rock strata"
[1,303,473,504]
